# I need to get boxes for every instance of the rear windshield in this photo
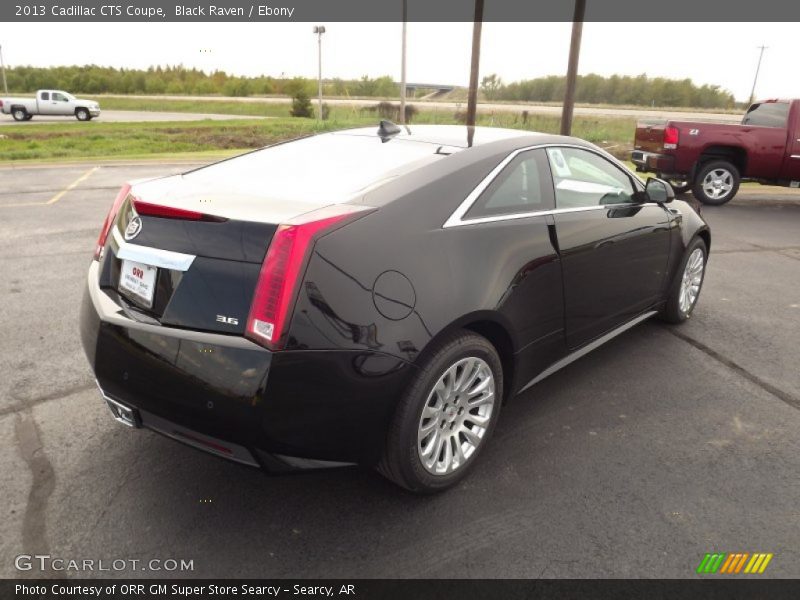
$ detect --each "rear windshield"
[742,102,789,128]
[184,133,442,203]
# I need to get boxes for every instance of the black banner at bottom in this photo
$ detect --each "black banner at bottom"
[3,579,800,600]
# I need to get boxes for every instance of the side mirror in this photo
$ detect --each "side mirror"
[645,177,675,204]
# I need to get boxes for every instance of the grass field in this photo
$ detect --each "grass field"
[0,106,637,162]
[93,96,294,118]
[91,93,743,115]
[0,118,361,161]
[91,95,637,140]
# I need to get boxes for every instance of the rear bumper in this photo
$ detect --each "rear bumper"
[631,150,677,175]
[97,383,262,466]
[80,261,416,470]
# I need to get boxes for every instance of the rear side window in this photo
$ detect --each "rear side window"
[464,149,554,219]
[742,102,789,128]
[186,133,444,203]
[546,147,636,209]
[40,92,49,100]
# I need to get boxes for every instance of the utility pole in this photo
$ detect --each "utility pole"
[0,44,8,95]
[561,0,586,136]
[399,0,407,124]
[466,0,484,133]
[748,45,767,106]
[313,25,326,120]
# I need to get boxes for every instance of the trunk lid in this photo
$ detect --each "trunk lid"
[100,193,277,336]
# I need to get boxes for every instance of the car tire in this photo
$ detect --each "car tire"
[12,108,27,121]
[23,114,33,121]
[378,330,503,494]
[692,160,740,205]
[660,237,708,324]
[75,108,90,121]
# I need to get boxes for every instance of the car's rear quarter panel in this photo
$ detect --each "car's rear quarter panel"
[289,140,566,396]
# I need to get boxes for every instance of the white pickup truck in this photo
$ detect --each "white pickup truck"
[0,90,101,121]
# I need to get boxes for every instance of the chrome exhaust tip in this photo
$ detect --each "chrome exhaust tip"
[96,380,140,428]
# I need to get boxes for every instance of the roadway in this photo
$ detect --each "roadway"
[97,94,743,122]
[0,110,269,126]
[0,96,743,126]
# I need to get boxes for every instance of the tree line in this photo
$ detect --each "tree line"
[3,65,400,98]
[4,65,736,108]
[481,73,736,108]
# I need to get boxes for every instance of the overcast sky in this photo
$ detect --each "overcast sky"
[1,22,796,101]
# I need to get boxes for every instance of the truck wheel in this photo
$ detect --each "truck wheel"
[692,161,740,205]
[75,108,90,121]
[12,108,27,121]
[23,114,33,121]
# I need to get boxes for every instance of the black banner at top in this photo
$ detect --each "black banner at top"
[4,0,800,22]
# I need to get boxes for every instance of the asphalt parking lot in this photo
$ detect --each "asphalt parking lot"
[1,161,799,579]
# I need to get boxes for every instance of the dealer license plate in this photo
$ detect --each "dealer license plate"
[118,259,157,308]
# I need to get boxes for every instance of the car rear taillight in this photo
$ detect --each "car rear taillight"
[132,200,227,222]
[93,183,131,261]
[246,204,374,351]
[664,126,680,150]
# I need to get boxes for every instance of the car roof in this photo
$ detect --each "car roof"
[133,125,595,224]
[332,124,545,149]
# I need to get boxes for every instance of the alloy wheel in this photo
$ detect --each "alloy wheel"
[701,169,733,201]
[679,248,705,314]
[417,357,496,476]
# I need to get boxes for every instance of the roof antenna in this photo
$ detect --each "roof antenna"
[377,120,402,142]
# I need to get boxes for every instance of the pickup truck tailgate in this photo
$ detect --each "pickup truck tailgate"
[634,121,666,153]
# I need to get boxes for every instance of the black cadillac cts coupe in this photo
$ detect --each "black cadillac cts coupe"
[81,123,710,493]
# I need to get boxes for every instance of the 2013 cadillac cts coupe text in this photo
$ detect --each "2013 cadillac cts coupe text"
[80,124,710,493]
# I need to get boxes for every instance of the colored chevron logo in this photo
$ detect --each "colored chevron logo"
[696,552,774,574]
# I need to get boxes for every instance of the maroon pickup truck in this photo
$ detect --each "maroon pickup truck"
[632,99,800,205]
